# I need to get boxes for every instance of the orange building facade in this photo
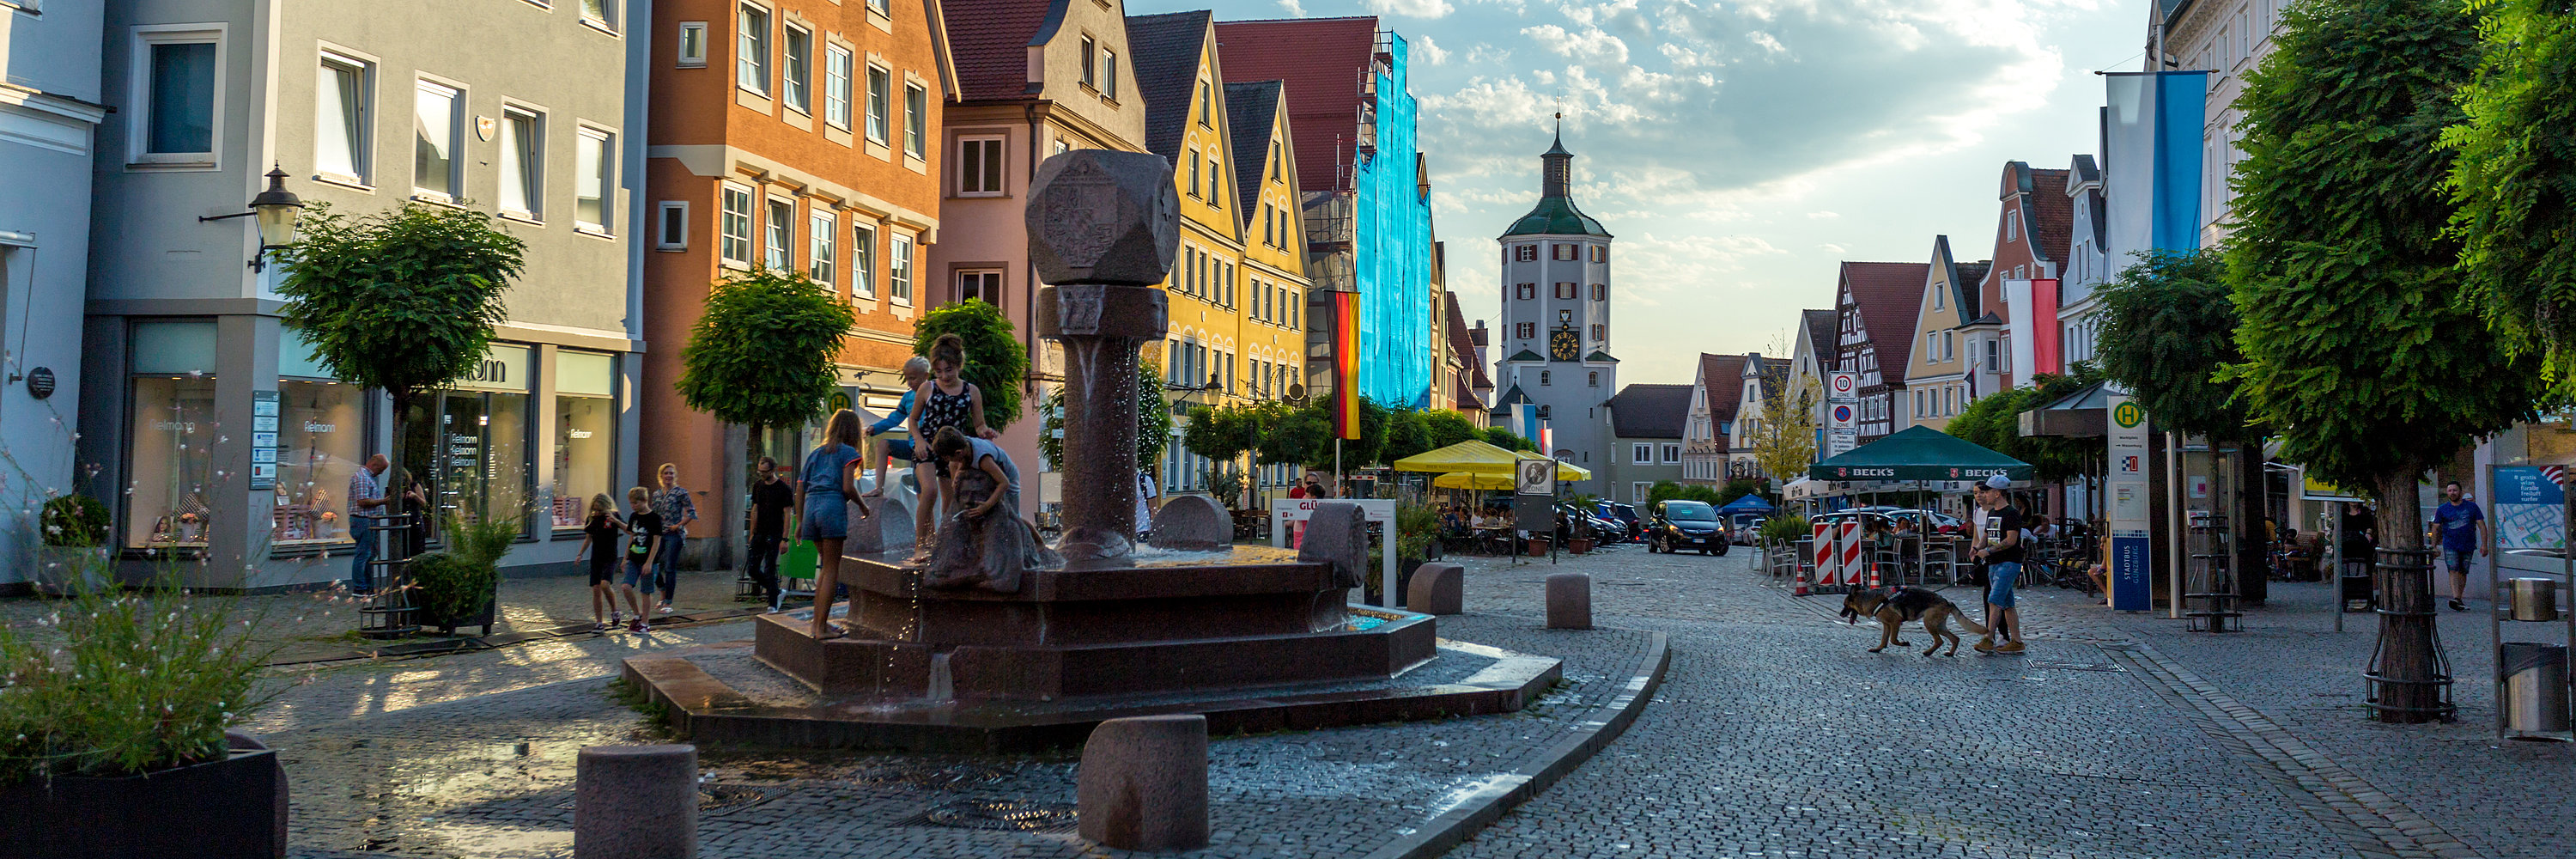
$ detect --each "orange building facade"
[641,0,952,567]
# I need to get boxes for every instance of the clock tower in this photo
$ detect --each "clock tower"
[1492,125,1613,494]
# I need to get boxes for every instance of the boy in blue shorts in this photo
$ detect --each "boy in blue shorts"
[1971,474,2026,654]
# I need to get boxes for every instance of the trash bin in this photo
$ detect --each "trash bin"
[2506,577,2561,622]
[2501,643,2569,734]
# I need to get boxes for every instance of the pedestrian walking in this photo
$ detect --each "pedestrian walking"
[572,493,627,631]
[346,454,389,593]
[908,334,997,555]
[1134,468,1159,541]
[651,463,699,615]
[1971,475,2026,654]
[2434,480,2488,612]
[619,486,663,633]
[744,456,794,612]
[861,356,933,504]
[799,410,866,638]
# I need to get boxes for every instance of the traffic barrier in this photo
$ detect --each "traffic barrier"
[1793,564,1810,596]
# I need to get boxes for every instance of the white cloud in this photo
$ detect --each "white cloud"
[1276,0,1306,15]
[1415,34,1451,65]
[1522,23,1630,65]
[1368,0,1455,18]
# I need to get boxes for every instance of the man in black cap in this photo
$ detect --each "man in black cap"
[1971,474,2026,654]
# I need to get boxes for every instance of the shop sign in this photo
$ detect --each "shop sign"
[249,392,279,490]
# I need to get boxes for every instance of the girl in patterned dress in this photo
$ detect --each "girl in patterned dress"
[906,333,994,557]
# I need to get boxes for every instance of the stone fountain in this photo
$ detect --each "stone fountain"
[623,151,1559,752]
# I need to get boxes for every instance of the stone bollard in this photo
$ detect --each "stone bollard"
[1297,503,1370,590]
[1077,715,1210,851]
[1407,563,1465,615]
[1147,495,1233,551]
[1546,572,1593,630]
[576,745,698,859]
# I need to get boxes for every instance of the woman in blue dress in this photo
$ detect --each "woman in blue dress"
[796,409,866,638]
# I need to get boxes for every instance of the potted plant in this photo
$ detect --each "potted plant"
[410,512,516,636]
[33,494,110,596]
[0,572,290,857]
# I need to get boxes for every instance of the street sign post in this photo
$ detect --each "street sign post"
[2107,395,2152,612]
[1826,371,1858,458]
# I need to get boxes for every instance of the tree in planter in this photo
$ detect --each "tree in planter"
[276,202,525,581]
[913,299,1029,431]
[2227,0,2544,722]
[2094,249,2272,603]
[675,269,854,569]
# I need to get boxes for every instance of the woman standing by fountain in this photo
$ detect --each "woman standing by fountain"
[924,426,1058,593]
[907,334,995,557]
[797,409,866,638]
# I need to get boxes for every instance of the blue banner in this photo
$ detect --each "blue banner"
[2151,71,2208,253]
[2111,534,2153,611]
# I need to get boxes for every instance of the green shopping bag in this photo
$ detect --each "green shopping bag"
[781,538,820,589]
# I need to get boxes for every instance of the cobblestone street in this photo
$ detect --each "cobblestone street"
[151,539,2576,858]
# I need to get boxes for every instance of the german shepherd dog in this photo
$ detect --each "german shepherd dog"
[1840,587,1990,656]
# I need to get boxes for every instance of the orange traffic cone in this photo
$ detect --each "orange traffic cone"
[1794,565,1811,596]
[1868,563,1883,588]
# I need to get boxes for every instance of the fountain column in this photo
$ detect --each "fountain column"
[1025,150,1180,562]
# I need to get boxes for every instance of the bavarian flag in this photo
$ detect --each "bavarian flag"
[1331,290,1362,440]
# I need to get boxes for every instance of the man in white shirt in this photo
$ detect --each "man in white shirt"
[1135,469,1159,539]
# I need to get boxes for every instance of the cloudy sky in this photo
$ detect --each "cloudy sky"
[1128,0,2148,386]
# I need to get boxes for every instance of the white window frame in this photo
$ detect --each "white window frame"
[1101,48,1119,101]
[410,77,465,200]
[903,81,927,159]
[957,269,1004,306]
[676,21,708,68]
[718,182,754,269]
[574,125,615,234]
[580,0,618,32]
[957,135,1005,196]
[781,24,812,114]
[655,200,690,251]
[852,223,878,299]
[865,64,890,144]
[736,3,770,96]
[808,209,837,285]
[1078,35,1097,88]
[889,233,914,305]
[1632,443,1651,464]
[128,25,228,167]
[763,195,794,271]
[495,105,544,219]
[823,44,852,129]
[313,50,374,185]
[1663,444,1682,463]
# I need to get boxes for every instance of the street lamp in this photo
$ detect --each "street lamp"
[200,164,305,272]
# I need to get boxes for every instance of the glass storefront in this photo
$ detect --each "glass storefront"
[126,321,221,550]
[271,331,365,548]
[552,350,617,530]
[401,344,533,537]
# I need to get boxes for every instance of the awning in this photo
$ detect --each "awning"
[2019,380,2132,438]
[1392,440,1591,481]
[1807,425,2035,482]
[1432,472,1515,490]
[1717,494,1777,514]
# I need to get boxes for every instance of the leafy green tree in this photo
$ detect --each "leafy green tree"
[2227,0,2543,722]
[2094,249,2270,601]
[677,269,854,564]
[1482,426,1537,452]
[1421,410,1482,450]
[1042,359,1170,470]
[2446,0,2576,379]
[1645,480,1688,510]
[1382,408,1435,465]
[1943,367,2101,482]
[277,202,525,544]
[1717,478,1767,504]
[1747,381,1815,487]
[913,299,1027,430]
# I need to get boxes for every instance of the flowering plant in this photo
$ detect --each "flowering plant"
[0,569,284,783]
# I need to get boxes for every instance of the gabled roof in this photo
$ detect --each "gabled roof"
[1930,235,1977,328]
[1507,348,1543,362]
[1699,353,1752,423]
[2069,153,2101,186]
[1607,383,1692,439]
[1800,308,1837,369]
[948,0,1060,102]
[1124,11,1211,162]
[1212,16,1381,197]
[1444,295,1492,389]
[1224,80,1282,223]
[1585,350,1619,363]
[1492,384,1532,409]
[1453,378,1485,412]
[2029,168,2072,265]
[1838,262,1927,383]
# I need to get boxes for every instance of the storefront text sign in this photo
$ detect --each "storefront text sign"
[2107,396,2150,611]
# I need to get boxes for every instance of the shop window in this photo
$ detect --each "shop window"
[552,350,617,530]
[400,344,534,539]
[270,336,365,549]
[126,321,220,550]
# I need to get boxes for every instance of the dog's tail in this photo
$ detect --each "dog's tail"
[1949,607,1989,636]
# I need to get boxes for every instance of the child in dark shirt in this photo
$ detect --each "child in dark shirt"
[619,486,663,633]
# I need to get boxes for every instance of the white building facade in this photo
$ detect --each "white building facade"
[1492,131,1613,495]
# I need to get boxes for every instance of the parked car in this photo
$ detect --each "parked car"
[1648,500,1731,555]
[1558,503,1625,543]
[1597,502,1643,542]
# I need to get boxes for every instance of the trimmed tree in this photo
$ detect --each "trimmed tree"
[2094,249,2269,602]
[2227,0,2543,722]
[913,299,1027,430]
[676,269,854,566]
[1482,426,1538,452]
[1421,410,1482,450]
[2446,0,2576,376]
[277,202,525,560]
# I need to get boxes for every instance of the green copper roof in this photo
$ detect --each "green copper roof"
[1507,348,1545,362]
[1501,196,1610,238]
[1585,350,1619,362]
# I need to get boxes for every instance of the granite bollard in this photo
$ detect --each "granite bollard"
[1546,572,1592,630]
[575,745,697,859]
[1297,502,1370,590]
[1407,563,1465,615]
[1077,715,1210,851]
[1147,494,1233,551]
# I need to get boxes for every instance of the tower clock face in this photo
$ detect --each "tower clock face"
[1550,326,1580,362]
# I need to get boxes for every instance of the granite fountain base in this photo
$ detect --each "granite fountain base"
[622,545,1561,752]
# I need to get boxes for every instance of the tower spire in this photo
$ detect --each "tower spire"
[1541,115,1573,198]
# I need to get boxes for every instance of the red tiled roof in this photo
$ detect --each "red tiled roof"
[1212,16,1379,196]
[1444,294,1492,389]
[1839,261,1927,384]
[2029,168,2072,265]
[1800,308,1836,369]
[948,0,1059,102]
[1700,353,1750,423]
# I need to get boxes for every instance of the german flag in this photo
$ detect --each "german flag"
[1331,290,1361,440]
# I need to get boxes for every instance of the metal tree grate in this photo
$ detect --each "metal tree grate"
[2365,547,2457,722]
[2184,513,2241,633]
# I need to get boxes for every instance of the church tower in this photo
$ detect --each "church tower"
[1493,125,1613,492]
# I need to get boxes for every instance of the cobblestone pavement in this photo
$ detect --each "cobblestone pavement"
[1441,545,2574,859]
[258,582,1659,857]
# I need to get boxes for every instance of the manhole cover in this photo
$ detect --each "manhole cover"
[920,799,1078,832]
[848,762,1012,791]
[699,784,776,813]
